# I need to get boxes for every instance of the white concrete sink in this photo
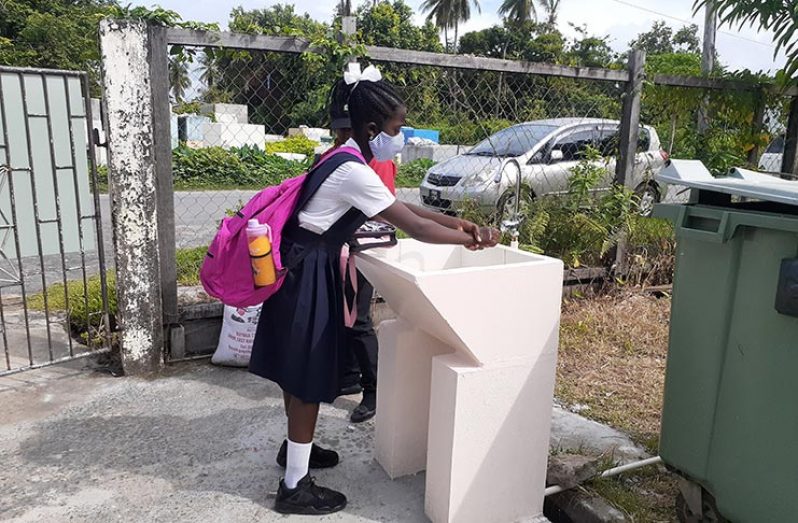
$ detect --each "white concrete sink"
[356,240,563,365]
[357,240,563,523]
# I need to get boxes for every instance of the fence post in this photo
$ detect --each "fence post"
[99,19,164,375]
[615,49,646,187]
[782,96,798,175]
[148,24,183,359]
[614,49,646,275]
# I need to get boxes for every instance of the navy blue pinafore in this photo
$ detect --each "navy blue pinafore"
[248,153,369,404]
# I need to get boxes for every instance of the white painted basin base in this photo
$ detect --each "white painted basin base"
[357,241,563,523]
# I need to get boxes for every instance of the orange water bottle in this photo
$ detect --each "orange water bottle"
[246,219,277,286]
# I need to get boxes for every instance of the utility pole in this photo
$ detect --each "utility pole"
[698,0,717,133]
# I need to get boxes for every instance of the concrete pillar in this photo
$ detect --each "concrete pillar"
[425,353,558,523]
[99,20,163,374]
[375,319,452,478]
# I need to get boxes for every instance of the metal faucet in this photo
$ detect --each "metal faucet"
[496,159,523,249]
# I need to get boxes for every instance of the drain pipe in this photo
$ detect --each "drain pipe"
[544,456,663,497]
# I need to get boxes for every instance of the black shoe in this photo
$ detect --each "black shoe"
[350,394,376,423]
[275,474,347,515]
[276,440,340,469]
[338,383,363,396]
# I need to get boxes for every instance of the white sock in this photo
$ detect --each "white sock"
[285,439,312,489]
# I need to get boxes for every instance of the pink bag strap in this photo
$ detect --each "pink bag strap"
[341,244,358,328]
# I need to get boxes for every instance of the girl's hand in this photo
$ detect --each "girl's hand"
[477,227,500,247]
[456,219,483,243]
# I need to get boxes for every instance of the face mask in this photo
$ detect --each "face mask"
[369,131,405,161]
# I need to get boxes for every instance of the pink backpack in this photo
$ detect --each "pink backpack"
[200,147,366,308]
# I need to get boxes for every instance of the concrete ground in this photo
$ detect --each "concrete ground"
[1,361,647,523]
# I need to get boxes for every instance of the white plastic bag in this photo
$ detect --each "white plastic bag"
[211,304,262,367]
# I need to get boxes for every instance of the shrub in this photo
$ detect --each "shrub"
[28,246,211,347]
[396,158,435,188]
[172,145,309,189]
[264,135,320,157]
[453,147,675,283]
[29,272,117,347]
[176,246,206,286]
[172,100,204,115]
[96,164,108,190]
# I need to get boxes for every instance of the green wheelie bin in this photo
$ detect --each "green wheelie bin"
[653,160,798,523]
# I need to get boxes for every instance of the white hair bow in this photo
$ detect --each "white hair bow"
[344,63,382,89]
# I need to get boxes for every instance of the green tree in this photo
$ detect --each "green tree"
[566,24,616,67]
[498,0,537,24]
[357,1,443,52]
[0,0,119,92]
[451,0,481,50]
[168,58,190,102]
[696,0,798,78]
[629,20,701,55]
[539,0,561,26]
[421,0,481,51]
[458,22,564,63]
[420,0,454,51]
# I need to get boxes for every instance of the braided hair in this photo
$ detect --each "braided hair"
[329,75,405,131]
[328,79,351,130]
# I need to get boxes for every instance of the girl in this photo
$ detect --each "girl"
[248,64,499,515]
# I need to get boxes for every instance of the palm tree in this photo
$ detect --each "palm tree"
[421,0,480,52]
[198,52,218,90]
[421,0,453,52]
[498,0,536,24]
[451,0,481,50]
[539,0,560,25]
[169,58,191,103]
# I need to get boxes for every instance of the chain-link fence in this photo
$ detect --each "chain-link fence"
[163,33,792,285]
[641,81,791,175]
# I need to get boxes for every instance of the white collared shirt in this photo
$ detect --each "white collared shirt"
[298,138,396,234]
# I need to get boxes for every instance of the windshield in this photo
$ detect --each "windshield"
[468,124,556,157]
[766,135,785,154]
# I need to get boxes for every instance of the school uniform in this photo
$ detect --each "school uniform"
[249,139,396,403]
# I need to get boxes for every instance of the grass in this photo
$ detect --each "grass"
[175,246,206,286]
[557,291,671,449]
[556,289,678,521]
[29,247,205,344]
[589,467,679,522]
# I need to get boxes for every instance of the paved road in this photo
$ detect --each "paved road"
[6,188,422,297]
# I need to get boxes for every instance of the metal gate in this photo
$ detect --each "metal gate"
[0,66,112,376]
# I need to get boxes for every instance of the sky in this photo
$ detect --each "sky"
[129,0,787,73]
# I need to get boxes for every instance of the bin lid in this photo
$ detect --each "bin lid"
[656,159,798,206]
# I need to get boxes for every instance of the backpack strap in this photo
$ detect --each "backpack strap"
[294,147,366,215]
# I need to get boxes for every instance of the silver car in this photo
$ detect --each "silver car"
[419,118,669,217]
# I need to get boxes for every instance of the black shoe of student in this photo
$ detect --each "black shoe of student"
[338,383,363,396]
[350,393,376,423]
[275,474,347,515]
[276,440,340,469]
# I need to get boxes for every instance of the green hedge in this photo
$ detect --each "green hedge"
[264,135,320,156]
[172,145,309,190]
[396,158,435,188]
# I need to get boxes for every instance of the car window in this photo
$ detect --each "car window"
[637,128,650,152]
[595,126,650,157]
[597,127,619,157]
[551,129,596,162]
[766,135,785,154]
[468,124,557,158]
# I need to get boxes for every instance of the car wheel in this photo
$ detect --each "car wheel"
[634,183,659,217]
